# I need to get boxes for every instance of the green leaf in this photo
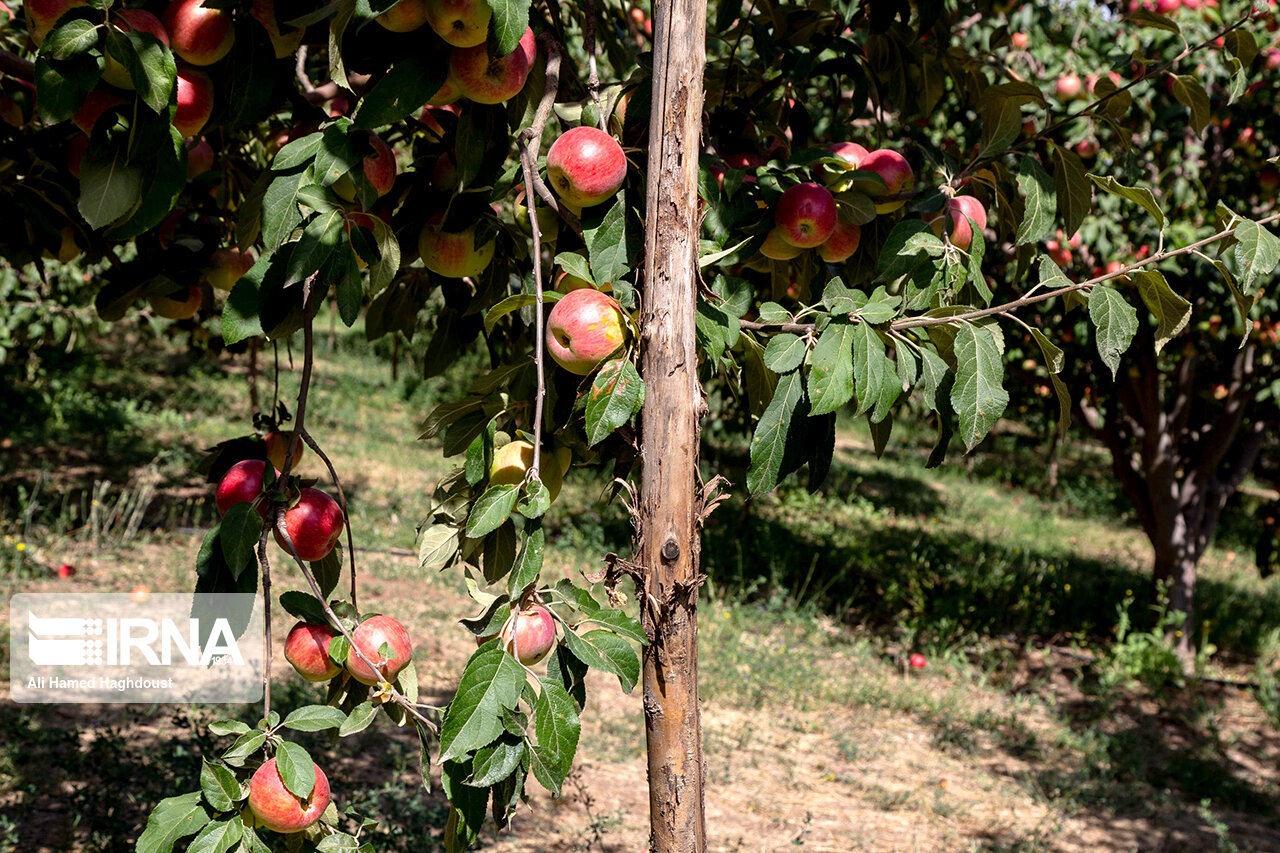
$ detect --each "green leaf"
[1016,155,1056,247]
[79,147,143,229]
[355,54,447,129]
[1029,328,1065,374]
[807,320,855,416]
[466,484,520,538]
[746,369,804,495]
[851,322,898,423]
[1132,270,1190,353]
[561,629,640,692]
[1171,75,1210,134]
[1126,8,1179,32]
[1087,174,1165,230]
[584,359,645,446]
[484,0,531,59]
[467,737,525,787]
[282,705,347,732]
[442,759,488,852]
[34,53,99,125]
[221,731,266,767]
[1088,284,1138,378]
[534,678,581,777]
[275,741,315,800]
[262,171,307,250]
[554,251,595,285]
[218,502,262,580]
[136,792,209,853]
[950,324,1009,451]
[419,523,461,571]
[339,701,379,737]
[369,217,402,294]
[579,609,646,644]
[1224,30,1257,67]
[108,29,175,114]
[763,333,807,373]
[481,520,518,584]
[875,220,939,283]
[439,646,527,762]
[273,132,323,171]
[43,18,98,59]
[222,276,263,345]
[483,292,541,334]
[278,590,328,625]
[185,816,242,853]
[208,720,251,737]
[286,209,344,283]
[1233,219,1280,294]
[200,760,242,812]
[585,196,640,305]
[1049,143,1091,239]
[978,95,1023,158]
[507,523,544,595]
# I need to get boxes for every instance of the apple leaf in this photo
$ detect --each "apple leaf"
[1049,142,1091,239]
[516,477,550,519]
[311,549,343,599]
[466,736,525,788]
[275,741,315,800]
[273,132,324,172]
[763,333,807,374]
[207,720,251,737]
[282,705,347,733]
[481,519,517,584]
[439,645,526,762]
[585,196,641,309]
[851,321,899,423]
[1133,270,1190,353]
[199,760,243,812]
[807,320,855,416]
[221,730,266,767]
[314,833,366,851]
[34,53,100,125]
[534,678,581,778]
[79,145,143,229]
[1171,75,1210,134]
[484,0,531,60]
[950,323,1009,452]
[41,18,99,59]
[354,53,447,130]
[578,609,646,644]
[184,815,242,853]
[507,522,544,595]
[278,590,328,625]
[339,702,378,738]
[560,629,640,693]
[554,251,595,285]
[1087,174,1165,231]
[442,758,488,852]
[106,30,175,115]
[584,358,644,446]
[286,209,344,284]
[1088,284,1139,378]
[261,170,307,250]
[875,219,938,283]
[218,502,262,579]
[746,368,804,496]
[136,792,209,853]
[1233,219,1280,294]
[419,523,461,571]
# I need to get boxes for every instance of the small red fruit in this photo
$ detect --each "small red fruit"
[275,488,344,562]
[909,653,927,670]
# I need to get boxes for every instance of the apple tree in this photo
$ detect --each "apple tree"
[0,0,1277,851]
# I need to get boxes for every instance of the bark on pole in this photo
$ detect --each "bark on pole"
[638,0,707,846]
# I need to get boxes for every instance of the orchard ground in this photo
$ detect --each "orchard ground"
[1,327,1279,852]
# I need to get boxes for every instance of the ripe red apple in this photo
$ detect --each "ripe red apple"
[925,195,987,251]
[346,615,413,685]
[760,227,803,260]
[1075,138,1099,158]
[546,126,628,208]
[275,487,343,562]
[545,288,627,374]
[819,220,861,263]
[250,0,305,58]
[909,653,927,670]
[774,182,837,248]
[57,564,76,578]
[1104,261,1125,276]
[1011,31,1028,49]
[489,440,570,501]
[418,214,495,278]
[186,137,215,178]
[376,0,428,31]
[424,0,491,47]
[102,9,170,89]
[263,429,303,471]
[449,26,533,104]
[149,284,202,320]
[163,0,234,65]
[216,459,271,517]
[72,89,126,135]
[25,0,87,45]
[130,583,150,602]
[827,141,868,168]
[174,66,214,137]
[206,247,255,291]
[489,605,556,665]
[248,758,330,834]
[850,149,914,213]
[284,622,341,682]
[333,132,397,201]
[427,73,462,106]
[1055,74,1084,100]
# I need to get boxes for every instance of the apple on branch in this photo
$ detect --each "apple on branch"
[284,622,341,682]
[25,0,88,46]
[346,615,413,685]
[101,9,171,90]
[819,219,861,263]
[215,458,273,517]
[424,0,491,47]
[489,439,571,501]
[174,66,214,137]
[759,227,803,260]
[333,132,397,202]
[149,284,203,320]
[479,604,557,665]
[376,0,429,31]
[449,27,535,104]
[546,126,629,208]
[263,429,304,470]
[774,182,837,248]
[925,195,987,251]
[163,0,234,66]
[418,214,495,278]
[849,149,914,213]
[205,247,254,291]
[545,288,628,374]
[275,487,344,562]
[248,758,331,834]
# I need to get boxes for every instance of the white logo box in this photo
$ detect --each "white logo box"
[10,593,264,704]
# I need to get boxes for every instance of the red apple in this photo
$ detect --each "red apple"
[424,0,491,47]
[1075,138,1099,158]
[827,141,868,168]
[760,227,803,260]
[774,182,837,248]
[449,26,533,104]
[1055,74,1084,100]
[426,73,462,106]
[284,622,341,682]
[174,66,214,137]
[1011,31,1028,49]
[333,132,397,201]
[925,195,987,251]
[850,149,914,213]
[275,487,343,562]
[102,9,171,90]
[72,89,126,134]
[25,0,87,45]
[57,564,76,578]
[186,138,215,178]
[206,247,255,291]
[1104,261,1125,276]
[163,0,234,65]
[418,214,495,278]
[250,0,305,58]
[216,459,271,516]
[248,758,330,834]
[263,429,303,471]
[909,653,927,670]
[130,583,150,602]
[494,605,557,664]
[346,615,413,685]
[545,287,627,374]
[546,126,628,208]
[149,284,202,320]
[819,220,861,263]
[376,0,428,31]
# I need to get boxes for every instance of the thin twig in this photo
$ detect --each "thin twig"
[259,526,273,723]
[583,0,605,130]
[0,48,34,80]
[298,426,359,611]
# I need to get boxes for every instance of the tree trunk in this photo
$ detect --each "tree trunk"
[638,0,707,848]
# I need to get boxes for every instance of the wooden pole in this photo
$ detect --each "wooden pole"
[638,0,707,846]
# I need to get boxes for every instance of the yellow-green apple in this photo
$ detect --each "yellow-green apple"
[163,0,234,65]
[449,26,533,104]
[489,604,556,664]
[774,182,837,248]
[514,189,560,243]
[925,195,987,251]
[284,622,341,681]
[205,247,254,290]
[346,615,413,685]
[376,0,428,31]
[545,288,627,374]
[25,0,87,45]
[263,429,303,470]
[546,126,628,208]
[250,0,304,58]
[248,758,331,834]
[216,458,272,516]
[72,89,125,134]
[489,440,571,501]
[174,66,214,137]
[333,132,396,201]
[186,137,214,177]
[149,284,202,319]
[275,487,343,562]
[102,9,170,89]
[418,214,495,278]
[1055,73,1083,99]
[760,227,803,260]
[424,0,490,47]
[850,149,913,213]
[819,220,861,263]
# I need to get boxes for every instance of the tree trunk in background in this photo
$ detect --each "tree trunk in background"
[638,0,708,847]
